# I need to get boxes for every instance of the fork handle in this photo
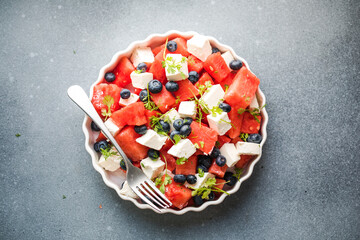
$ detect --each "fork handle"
[67,85,134,171]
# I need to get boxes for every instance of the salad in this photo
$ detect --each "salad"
[90,34,264,210]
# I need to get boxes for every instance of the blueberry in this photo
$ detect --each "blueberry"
[94,140,108,152]
[134,125,147,135]
[148,79,163,93]
[159,120,170,133]
[247,133,262,144]
[120,160,126,171]
[219,102,231,112]
[210,147,220,158]
[198,155,212,168]
[229,60,243,70]
[173,119,184,131]
[186,175,197,184]
[167,40,177,52]
[120,89,131,99]
[136,62,147,73]
[169,130,180,140]
[198,164,209,173]
[148,149,160,160]
[174,174,186,184]
[183,117,193,125]
[179,124,191,136]
[224,172,237,186]
[212,47,220,54]
[188,71,199,84]
[139,89,148,102]
[193,195,204,206]
[165,81,179,92]
[104,72,116,82]
[91,121,101,131]
[215,155,226,167]
[208,192,215,200]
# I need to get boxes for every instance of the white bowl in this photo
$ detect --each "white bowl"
[82,31,268,215]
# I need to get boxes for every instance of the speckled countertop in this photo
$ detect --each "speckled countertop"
[0,0,359,239]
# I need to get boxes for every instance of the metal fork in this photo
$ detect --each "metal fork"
[67,85,172,213]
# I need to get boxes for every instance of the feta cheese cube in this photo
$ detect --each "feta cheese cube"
[167,139,196,158]
[119,181,138,199]
[235,142,261,155]
[104,118,120,136]
[249,95,259,110]
[220,143,240,167]
[130,47,154,68]
[162,108,181,131]
[207,112,232,136]
[119,93,139,106]
[140,157,165,180]
[164,54,189,81]
[178,101,197,119]
[200,84,225,109]
[221,51,235,70]
[187,35,212,62]
[98,152,121,171]
[136,129,167,150]
[130,71,153,89]
[185,172,215,189]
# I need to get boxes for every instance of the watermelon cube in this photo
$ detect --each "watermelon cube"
[115,126,148,162]
[241,112,261,134]
[195,72,214,89]
[163,178,192,209]
[151,89,176,113]
[220,72,236,91]
[226,107,245,139]
[113,57,135,87]
[174,80,199,101]
[187,54,204,73]
[111,102,147,130]
[235,155,254,168]
[204,52,230,83]
[149,50,166,84]
[188,121,217,155]
[217,135,231,148]
[91,83,121,117]
[175,155,197,175]
[224,67,260,108]
[209,160,228,178]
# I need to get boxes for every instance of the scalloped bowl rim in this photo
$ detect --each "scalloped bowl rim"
[82,30,268,215]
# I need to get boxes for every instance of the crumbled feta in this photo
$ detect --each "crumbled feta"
[162,108,181,131]
[207,112,232,136]
[140,157,165,180]
[235,142,261,155]
[249,95,259,110]
[136,129,167,150]
[178,101,197,119]
[164,54,189,81]
[200,84,225,109]
[185,172,215,189]
[119,93,139,107]
[187,35,212,62]
[221,51,235,71]
[119,181,138,199]
[167,139,196,158]
[98,152,121,171]
[130,71,153,89]
[220,143,240,167]
[130,47,154,68]
[104,118,120,136]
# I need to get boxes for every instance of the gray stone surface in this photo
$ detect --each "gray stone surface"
[0,0,359,239]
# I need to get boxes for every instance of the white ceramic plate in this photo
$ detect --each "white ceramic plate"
[82,31,268,215]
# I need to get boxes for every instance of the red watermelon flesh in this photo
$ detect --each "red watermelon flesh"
[235,155,254,168]
[220,72,236,91]
[91,83,121,117]
[217,135,231,148]
[96,132,107,142]
[160,150,176,172]
[144,109,161,128]
[224,67,260,108]
[151,89,176,113]
[209,160,228,178]
[204,52,230,83]
[162,176,192,209]
[241,112,261,134]
[149,50,166,84]
[175,155,197,175]
[195,72,214,89]
[187,54,204,73]
[174,80,199,101]
[152,45,163,56]
[114,126,148,162]
[226,107,245,139]
[111,102,147,130]
[188,121,217,154]
[113,57,135,87]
